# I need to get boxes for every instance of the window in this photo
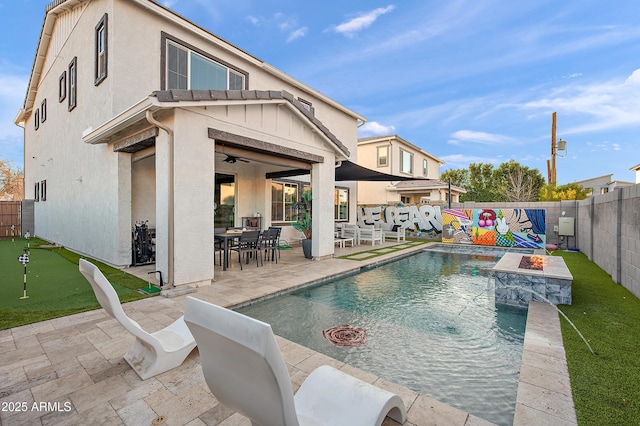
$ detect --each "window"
[94,14,108,85]
[377,146,388,167]
[34,109,39,130]
[600,187,608,194]
[41,99,47,123]
[59,72,66,102]
[422,159,428,176]
[166,40,245,90]
[271,181,298,222]
[68,57,77,111]
[400,149,413,174]
[35,182,40,201]
[41,180,47,201]
[334,188,349,221]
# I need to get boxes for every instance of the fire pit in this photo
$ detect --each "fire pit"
[492,252,573,307]
[518,255,545,270]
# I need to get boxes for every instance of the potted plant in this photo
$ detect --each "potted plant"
[292,189,313,259]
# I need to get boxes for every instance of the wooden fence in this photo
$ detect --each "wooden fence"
[0,201,21,239]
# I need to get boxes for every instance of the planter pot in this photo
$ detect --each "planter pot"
[301,239,313,259]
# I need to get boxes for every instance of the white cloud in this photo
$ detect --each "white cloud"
[523,68,640,134]
[358,121,396,136]
[448,130,514,145]
[331,5,395,38]
[245,15,259,25]
[286,27,308,43]
[439,153,500,170]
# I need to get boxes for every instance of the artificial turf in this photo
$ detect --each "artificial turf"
[555,251,640,426]
[0,238,151,330]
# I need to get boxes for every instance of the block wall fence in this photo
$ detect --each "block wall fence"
[358,183,640,299]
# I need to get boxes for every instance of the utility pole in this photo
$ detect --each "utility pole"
[547,112,557,185]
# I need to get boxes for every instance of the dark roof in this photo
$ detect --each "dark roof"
[153,89,350,157]
[391,179,467,193]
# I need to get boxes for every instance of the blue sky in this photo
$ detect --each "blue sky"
[1,0,639,184]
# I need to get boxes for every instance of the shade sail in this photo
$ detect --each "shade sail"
[265,160,432,182]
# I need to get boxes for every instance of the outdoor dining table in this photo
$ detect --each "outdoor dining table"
[214,230,244,271]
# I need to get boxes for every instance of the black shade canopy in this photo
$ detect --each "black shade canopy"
[265,160,432,182]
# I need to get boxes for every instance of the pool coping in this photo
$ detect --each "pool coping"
[514,302,578,425]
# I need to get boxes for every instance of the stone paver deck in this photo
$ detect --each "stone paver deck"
[0,241,576,425]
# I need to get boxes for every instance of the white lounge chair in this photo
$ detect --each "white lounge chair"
[377,222,406,242]
[359,225,384,246]
[79,259,196,380]
[184,296,407,426]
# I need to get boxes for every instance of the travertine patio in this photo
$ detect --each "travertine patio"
[0,242,576,425]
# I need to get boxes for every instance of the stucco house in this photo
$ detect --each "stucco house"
[630,163,640,184]
[575,174,634,196]
[357,135,466,205]
[14,0,365,287]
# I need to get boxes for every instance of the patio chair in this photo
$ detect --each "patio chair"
[229,230,262,270]
[341,224,360,245]
[183,296,407,426]
[78,259,196,380]
[377,222,406,242]
[268,226,282,259]
[261,228,279,263]
[359,225,384,246]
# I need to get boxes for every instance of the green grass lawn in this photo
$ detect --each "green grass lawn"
[555,251,640,426]
[0,238,151,330]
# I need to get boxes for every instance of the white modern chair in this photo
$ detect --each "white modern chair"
[341,224,360,245]
[184,296,407,426]
[359,225,384,246]
[79,259,196,380]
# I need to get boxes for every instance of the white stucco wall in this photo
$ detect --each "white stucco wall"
[22,0,361,278]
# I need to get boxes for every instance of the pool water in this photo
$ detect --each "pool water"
[238,249,527,425]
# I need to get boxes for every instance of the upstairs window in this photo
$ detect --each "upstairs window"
[58,72,66,102]
[41,99,47,123]
[400,149,413,174]
[422,159,428,176]
[377,146,388,167]
[166,40,245,90]
[94,14,108,85]
[68,57,77,111]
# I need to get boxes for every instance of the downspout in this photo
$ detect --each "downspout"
[145,110,175,287]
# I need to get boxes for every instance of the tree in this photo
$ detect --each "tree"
[494,160,545,202]
[0,160,23,201]
[441,160,546,202]
[539,182,589,201]
[440,168,469,189]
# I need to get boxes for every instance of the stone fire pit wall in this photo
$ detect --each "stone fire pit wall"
[492,253,573,307]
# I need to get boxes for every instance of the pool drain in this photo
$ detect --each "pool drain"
[322,324,367,347]
[152,415,166,425]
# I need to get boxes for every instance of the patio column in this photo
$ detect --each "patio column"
[311,158,335,259]
[171,110,215,286]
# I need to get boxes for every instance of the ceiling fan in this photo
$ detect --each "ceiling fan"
[223,155,249,164]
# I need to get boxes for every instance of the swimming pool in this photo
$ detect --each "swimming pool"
[238,248,527,425]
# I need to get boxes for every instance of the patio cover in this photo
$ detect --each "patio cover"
[265,160,432,182]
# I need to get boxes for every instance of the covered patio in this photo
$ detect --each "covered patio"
[0,242,575,425]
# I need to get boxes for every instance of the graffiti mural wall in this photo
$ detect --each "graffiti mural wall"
[357,204,546,249]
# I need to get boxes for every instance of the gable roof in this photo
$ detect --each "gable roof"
[15,0,365,125]
[81,89,351,159]
[153,89,351,157]
[358,134,444,164]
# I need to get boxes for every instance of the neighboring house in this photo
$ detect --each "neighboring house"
[357,135,466,205]
[575,174,635,196]
[630,163,640,184]
[14,0,365,287]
